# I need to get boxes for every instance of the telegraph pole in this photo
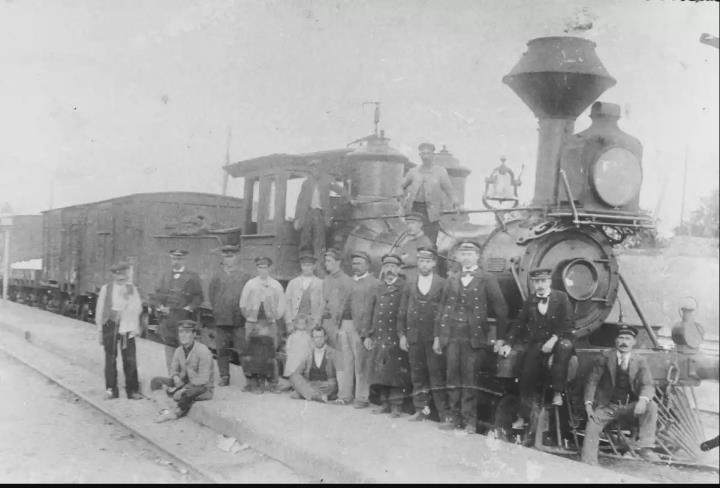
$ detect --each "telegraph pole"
[680,145,688,232]
[222,126,231,196]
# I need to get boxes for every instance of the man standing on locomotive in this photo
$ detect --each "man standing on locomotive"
[433,240,508,434]
[95,261,144,400]
[208,244,251,387]
[395,212,433,280]
[397,247,447,422]
[336,250,381,408]
[581,325,660,464]
[367,253,412,417]
[293,159,347,261]
[239,256,286,393]
[400,142,460,246]
[153,249,204,373]
[502,268,575,430]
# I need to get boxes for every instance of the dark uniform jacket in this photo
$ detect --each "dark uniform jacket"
[397,273,445,344]
[583,349,655,408]
[368,279,412,387]
[208,267,251,326]
[155,268,204,312]
[506,290,574,345]
[435,269,508,349]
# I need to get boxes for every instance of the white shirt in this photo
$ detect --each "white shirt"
[417,273,433,295]
[536,292,550,316]
[172,266,185,279]
[310,184,322,209]
[353,272,369,281]
[300,276,313,290]
[460,265,478,287]
[110,284,130,311]
[313,346,326,368]
[616,351,630,371]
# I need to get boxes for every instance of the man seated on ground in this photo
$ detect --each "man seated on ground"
[151,320,214,423]
[581,324,660,464]
[289,326,339,402]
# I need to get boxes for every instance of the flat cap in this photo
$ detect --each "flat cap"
[324,248,342,261]
[110,261,130,273]
[404,212,424,223]
[177,319,200,332]
[456,239,481,252]
[220,244,240,254]
[298,252,317,264]
[529,268,553,280]
[169,249,189,257]
[418,142,436,153]
[416,246,438,260]
[351,250,371,263]
[381,253,403,266]
[254,256,273,267]
[616,324,638,338]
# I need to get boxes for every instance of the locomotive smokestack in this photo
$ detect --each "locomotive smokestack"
[503,36,616,206]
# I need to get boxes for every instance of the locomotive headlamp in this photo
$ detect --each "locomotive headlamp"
[561,258,599,301]
[591,147,642,207]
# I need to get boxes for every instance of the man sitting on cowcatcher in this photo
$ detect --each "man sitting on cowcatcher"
[501,267,575,432]
[581,324,660,464]
[151,320,214,423]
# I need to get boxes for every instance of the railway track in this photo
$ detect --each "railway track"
[1,300,717,483]
[0,322,309,484]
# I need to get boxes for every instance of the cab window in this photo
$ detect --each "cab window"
[285,174,307,221]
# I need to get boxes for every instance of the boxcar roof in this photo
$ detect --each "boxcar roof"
[224,148,353,177]
[40,191,243,214]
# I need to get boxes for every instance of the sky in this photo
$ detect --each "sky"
[0,0,717,236]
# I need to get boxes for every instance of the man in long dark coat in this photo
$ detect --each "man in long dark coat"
[368,253,412,417]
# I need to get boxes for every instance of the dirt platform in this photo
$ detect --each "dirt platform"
[0,300,652,483]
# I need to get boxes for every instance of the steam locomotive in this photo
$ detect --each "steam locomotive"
[222,36,717,465]
[3,35,716,466]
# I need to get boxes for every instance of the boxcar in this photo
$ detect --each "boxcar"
[41,192,244,318]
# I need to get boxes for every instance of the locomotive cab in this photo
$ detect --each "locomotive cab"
[224,149,353,280]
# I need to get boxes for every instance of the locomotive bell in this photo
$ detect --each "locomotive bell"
[503,36,616,206]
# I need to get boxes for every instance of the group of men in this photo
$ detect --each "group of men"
[95,229,663,465]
